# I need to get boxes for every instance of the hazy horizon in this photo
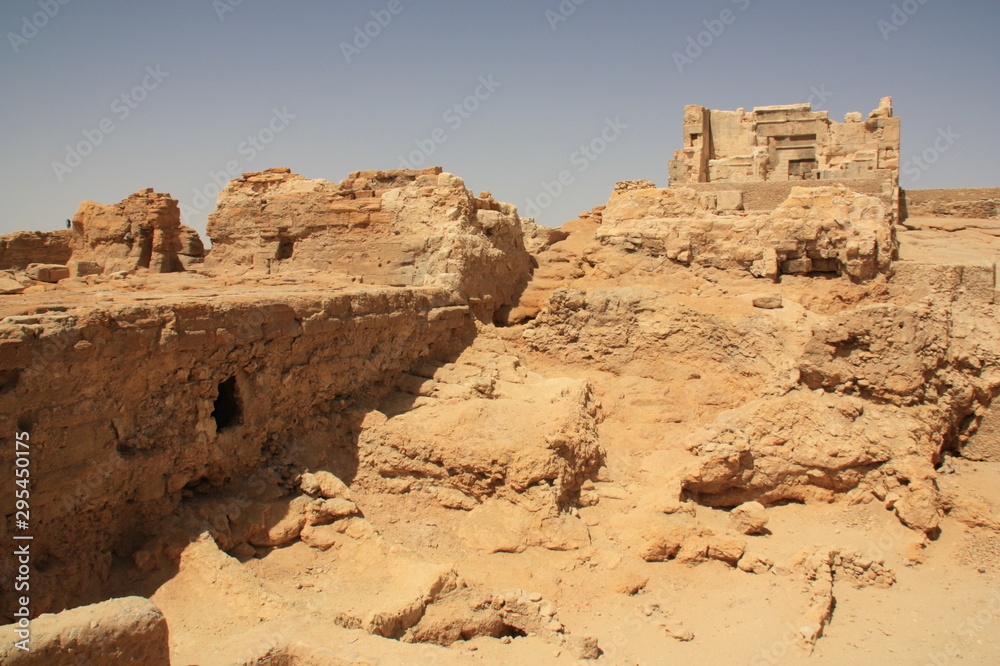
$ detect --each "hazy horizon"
[2,0,998,240]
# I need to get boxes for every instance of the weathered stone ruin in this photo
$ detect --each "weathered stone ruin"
[205,167,532,322]
[68,188,205,277]
[0,231,73,271]
[903,186,1000,220]
[670,97,899,185]
[0,231,74,294]
[1,101,999,664]
[597,183,896,281]
[669,98,901,217]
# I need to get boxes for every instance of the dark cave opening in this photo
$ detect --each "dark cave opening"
[212,376,242,431]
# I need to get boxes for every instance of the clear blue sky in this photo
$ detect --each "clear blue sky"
[2,0,998,238]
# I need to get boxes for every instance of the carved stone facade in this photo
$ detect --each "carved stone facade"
[668,98,900,217]
[670,97,899,185]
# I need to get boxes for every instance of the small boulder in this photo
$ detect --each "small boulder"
[300,471,351,500]
[25,263,70,283]
[306,497,360,526]
[640,525,688,562]
[752,295,783,310]
[729,501,769,535]
[708,537,747,565]
[611,569,649,595]
[0,596,170,664]
[737,552,774,574]
[246,496,311,547]
[436,487,478,511]
[300,523,343,551]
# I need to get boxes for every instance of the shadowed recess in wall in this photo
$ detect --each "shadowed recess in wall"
[212,376,242,431]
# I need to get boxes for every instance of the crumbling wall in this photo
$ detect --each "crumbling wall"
[596,184,897,281]
[67,189,205,276]
[0,231,73,270]
[663,179,894,213]
[205,167,533,321]
[0,288,474,619]
[903,187,1000,220]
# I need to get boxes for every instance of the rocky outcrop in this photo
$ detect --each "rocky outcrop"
[0,596,169,665]
[678,390,947,532]
[67,189,205,276]
[597,184,897,281]
[678,298,1000,535]
[0,230,73,270]
[355,338,604,511]
[0,285,475,617]
[205,167,533,322]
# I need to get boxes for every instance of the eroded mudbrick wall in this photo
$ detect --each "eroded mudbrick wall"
[903,187,1000,220]
[0,231,73,271]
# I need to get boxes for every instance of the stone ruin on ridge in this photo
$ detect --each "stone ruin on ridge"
[592,98,904,283]
[2,96,1000,665]
[667,97,900,218]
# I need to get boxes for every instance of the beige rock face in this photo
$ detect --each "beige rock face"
[597,184,897,281]
[356,338,603,511]
[0,596,169,665]
[964,402,1000,462]
[205,167,532,322]
[68,188,204,275]
[680,391,941,525]
[0,230,73,270]
[0,285,476,615]
[677,298,997,535]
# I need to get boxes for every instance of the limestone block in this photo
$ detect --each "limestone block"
[25,263,70,283]
[716,190,744,211]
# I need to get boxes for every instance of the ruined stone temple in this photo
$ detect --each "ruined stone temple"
[2,96,1000,664]
[668,97,901,216]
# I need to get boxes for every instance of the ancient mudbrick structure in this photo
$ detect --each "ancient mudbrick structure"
[669,97,901,217]
[0,231,73,271]
[205,167,532,322]
[68,188,205,276]
[1,100,999,664]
